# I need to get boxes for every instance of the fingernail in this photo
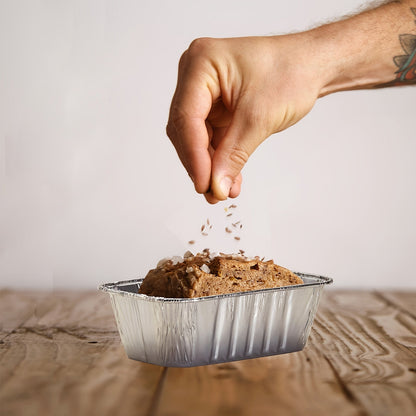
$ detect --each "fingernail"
[219,176,233,199]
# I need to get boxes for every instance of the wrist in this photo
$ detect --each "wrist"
[308,25,391,96]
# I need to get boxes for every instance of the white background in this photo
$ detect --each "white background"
[0,0,415,289]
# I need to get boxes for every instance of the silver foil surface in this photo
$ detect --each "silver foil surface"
[99,273,332,367]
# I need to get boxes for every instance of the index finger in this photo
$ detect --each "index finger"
[166,51,219,194]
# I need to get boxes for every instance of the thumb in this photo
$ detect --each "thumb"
[210,105,267,200]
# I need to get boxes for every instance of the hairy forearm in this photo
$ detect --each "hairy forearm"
[167,1,415,202]
[298,0,416,95]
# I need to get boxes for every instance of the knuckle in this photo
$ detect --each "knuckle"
[228,147,250,168]
[167,108,187,135]
[187,37,215,57]
[165,121,175,141]
[178,50,189,70]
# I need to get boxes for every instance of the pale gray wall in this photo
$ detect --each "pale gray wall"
[0,0,415,289]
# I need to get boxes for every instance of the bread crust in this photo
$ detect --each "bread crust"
[138,253,303,298]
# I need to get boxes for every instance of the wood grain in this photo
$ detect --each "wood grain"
[0,290,48,340]
[310,291,416,416]
[375,291,416,320]
[154,350,365,416]
[0,291,163,416]
[0,290,415,416]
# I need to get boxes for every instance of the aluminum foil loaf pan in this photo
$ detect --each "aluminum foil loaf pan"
[99,273,332,367]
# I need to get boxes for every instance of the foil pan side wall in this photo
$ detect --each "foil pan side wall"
[108,285,324,367]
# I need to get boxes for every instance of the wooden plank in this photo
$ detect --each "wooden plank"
[0,291,163,416]
[154,350,365,416]
[0,290,48,339]
[375,291,416,320]
[21,290,118,334]
[0,331,164,416]
[1,290,415,416]
[311,290,416,416]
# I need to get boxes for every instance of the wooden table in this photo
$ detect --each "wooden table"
[0,289,415,416]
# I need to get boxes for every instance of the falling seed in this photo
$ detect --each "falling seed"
[225,227,232,233]
[207,218,210,225]
[229,204,237,209]
[224,207,228,212]
[209,225,213,229]
[240,224,242,229]
[201,224,205,232]
[226,213,233,217]
[239,249,245,255]
[202,232,208,236]
[188,240,195,245]
[234,236,241,241]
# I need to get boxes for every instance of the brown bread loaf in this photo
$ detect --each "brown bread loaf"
[138,251,303,298]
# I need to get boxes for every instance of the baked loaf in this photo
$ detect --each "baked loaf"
[138,251,303,298]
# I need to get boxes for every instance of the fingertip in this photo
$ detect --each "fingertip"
[210,175,233,201]
[204,191,220,204]
[189,172,208,195]
[194,179,209,195]
[229,173,242,198]
[229,186,240,199]
[190,158,211,194]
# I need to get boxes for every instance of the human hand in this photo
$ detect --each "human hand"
[166,2,416,203]
[166,34,324,203]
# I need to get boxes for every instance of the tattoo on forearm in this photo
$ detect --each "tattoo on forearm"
[382,7,416,86]
[393,7,416,83]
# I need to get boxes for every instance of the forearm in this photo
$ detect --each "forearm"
[297,0,416,95]
[167,1,416,202]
